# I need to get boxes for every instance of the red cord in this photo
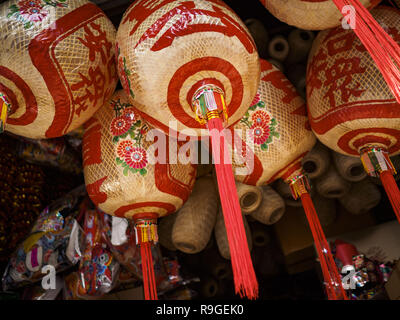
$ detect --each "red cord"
[300,193,348,300]
[140,242,158,300]
[208,117,258,299]
[332,0,400,103]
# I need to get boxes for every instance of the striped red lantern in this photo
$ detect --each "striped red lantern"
[83,90,197,300]
[259,0,380,30]
[260,0,400,105]
[0,0,118,138]
[115,0,260,299]
[231,59,347,300]
[307,6,400,223]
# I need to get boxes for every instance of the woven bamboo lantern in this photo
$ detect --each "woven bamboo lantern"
[261,1,400,110]
[307,6,400,224]
[83,90,196,300]
[259,0,380,30]
[231,59,347,300]
[116,0,260,299]
[0,0,118,139]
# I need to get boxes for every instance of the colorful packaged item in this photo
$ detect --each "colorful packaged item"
[2,185,86,291]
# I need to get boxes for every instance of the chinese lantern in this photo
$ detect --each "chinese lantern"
[116,0,260,299]
[307,6,400,223]
[259,0,400,105]
[0,0,118,139]
[82,90,197,300]
[231,59,347,300]
[259,0,380,30]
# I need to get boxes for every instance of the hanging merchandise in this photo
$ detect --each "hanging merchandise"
[307,6,400,224]
[259,0,380,30]
[82,90,197,300]
[260,1,400,105]
[230,59,347,300]
[0,0,118,139]
[115,0,260,300]
[0,134,46,262]
[12,135,83,175]
[333,239,397,299]
[105,215,184,296]
[74,209,120,298]
[2,186,86,291]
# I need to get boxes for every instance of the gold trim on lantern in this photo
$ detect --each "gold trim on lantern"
[191,84,228,125]
[134,218,158,245]
[360,147,396,178]
[287,174,311,200]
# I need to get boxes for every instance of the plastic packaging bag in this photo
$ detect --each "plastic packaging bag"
[64,209,119,299]
[2,186,86,291]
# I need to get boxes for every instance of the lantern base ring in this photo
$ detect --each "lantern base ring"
[360,147,396,178]
[191,84,228,125]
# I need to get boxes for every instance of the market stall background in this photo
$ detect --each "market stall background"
[0,0,399,300]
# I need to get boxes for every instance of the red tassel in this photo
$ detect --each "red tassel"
[332,0,400,103]
[140,242,158,300]
[300,192,348,300]
[380,170,400,224]
[207,117,258,299]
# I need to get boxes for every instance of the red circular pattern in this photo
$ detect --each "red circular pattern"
[110,116,131,136]
[337,128,400,156]
[167,57,244,130]
[124,147,148,169]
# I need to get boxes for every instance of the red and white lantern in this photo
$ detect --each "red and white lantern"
[307,6,400,224]
[0,0,118,138]
[231,59,347,300]
[115,0,261,299]
[83,90,197,300]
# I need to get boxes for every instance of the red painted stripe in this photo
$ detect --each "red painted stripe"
[114,201,176,218]
[337,128,400,155]
[266,152,308,184]
[167,57,243,129]
[309,100,400,135]
[0,66,38,126]
[86,176,108,205]
[29,3,104,138]
[154,138,195,202]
